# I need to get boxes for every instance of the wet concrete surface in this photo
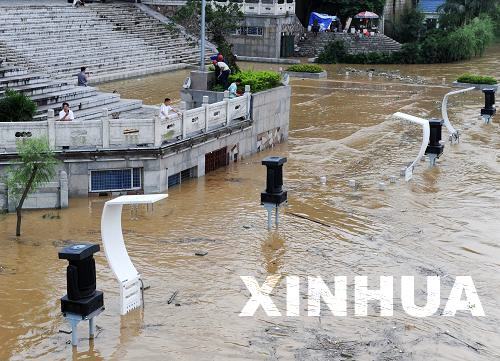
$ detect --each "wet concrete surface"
[1,45,499,360]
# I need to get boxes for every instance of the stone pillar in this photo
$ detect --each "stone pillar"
[203,96,209,133]
[224,91,231,125]
[153,116,162,147]
[180,101,187,139]
[245,85,252,120]
[0,183,7,212]
[102,108,110,148]
[47,109,56,149]
[59,170,68,209]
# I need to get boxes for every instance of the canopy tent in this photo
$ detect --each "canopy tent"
[354,11,379,19]
[308,12,338,32]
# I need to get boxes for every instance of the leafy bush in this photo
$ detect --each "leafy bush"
[317,16,494,65]
[316,40,348,64]
[286,64,324,73]
[229,71,282,93]
[457,73,498,85]
[0,89,37,122]
[393,7,426,43]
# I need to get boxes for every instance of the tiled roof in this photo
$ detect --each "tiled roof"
[418,0,445,13]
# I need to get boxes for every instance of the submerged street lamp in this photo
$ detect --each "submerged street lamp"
[59,244,104,347]
[425,119,444,167]
[481,88,496,124]
[261,156,288,230]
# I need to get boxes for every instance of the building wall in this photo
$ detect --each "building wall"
[383,0,415,36]
[228,15,301,59]
[0,171,68,212]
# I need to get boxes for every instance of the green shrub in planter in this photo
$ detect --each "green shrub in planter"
[0,89,37,122]
[457,73,497,85]
[229,70,282,93]
[286,64,324,73]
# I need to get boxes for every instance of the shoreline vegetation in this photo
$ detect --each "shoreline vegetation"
[317,0,499,65]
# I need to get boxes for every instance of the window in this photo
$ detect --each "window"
[90,168,142,192]
[232,26,264,36]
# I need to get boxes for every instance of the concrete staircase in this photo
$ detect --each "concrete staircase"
[296,32,402,58]
[0,62,151,121]
[0,2,211,84]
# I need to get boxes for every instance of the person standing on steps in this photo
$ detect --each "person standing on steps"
[77,66,88,86]
[59,102,75,121]
[217,59,231,88]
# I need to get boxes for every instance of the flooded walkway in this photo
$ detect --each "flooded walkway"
[1,45,500,360]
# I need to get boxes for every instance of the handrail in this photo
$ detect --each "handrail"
[441,87,475,143]
[393,112,430,182]
[0,92,251,152]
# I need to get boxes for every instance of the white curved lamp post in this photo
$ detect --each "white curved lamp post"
[393,112,430,182]
[441,87,475,143]
[101,194,168,315]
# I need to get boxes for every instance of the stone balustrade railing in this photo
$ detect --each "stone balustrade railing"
[0,91,251,153]
[142,0,296,15]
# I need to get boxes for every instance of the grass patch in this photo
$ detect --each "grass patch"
[457,73,497,85]
[286,64,324,73]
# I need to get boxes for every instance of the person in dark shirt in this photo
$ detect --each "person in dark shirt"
[77,66,88,86]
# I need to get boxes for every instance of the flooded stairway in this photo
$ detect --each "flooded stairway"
[0,62,148,121]
[0,2,211,84]
[296,32,402,57]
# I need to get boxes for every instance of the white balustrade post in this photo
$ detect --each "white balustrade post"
[154,116,162,147]
[180,101,187,139]
[203,96,209,133]
[245,85,251,120]
[102,108,110,148]
[224,91,230,126]
[47,109,56,149]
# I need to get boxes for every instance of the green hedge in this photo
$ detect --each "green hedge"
[457,73,498,85]
[229,70,282,93]
[286,64,324,73]
[317,16,494,65]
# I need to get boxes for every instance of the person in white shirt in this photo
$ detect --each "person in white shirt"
[58,102,75,121]
[159,98,181,120]
[217,61,231,88]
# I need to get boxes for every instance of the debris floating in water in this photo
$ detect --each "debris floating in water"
[378,182,386,191]
[168,291,178,305]
[195,250,208,256]
[348,179,357,190]
[319,176,327,184]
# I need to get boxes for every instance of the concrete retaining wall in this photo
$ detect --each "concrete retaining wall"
[0,171,68,212]
[287,70,327,79]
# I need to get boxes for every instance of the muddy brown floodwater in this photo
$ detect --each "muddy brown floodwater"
[1,45,500,361]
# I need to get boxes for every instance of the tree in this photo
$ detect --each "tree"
[0,89,37,122]
[6,137,58,236]
[174,0,244,72]
[438,0,498,29]
[394,6,426,43]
